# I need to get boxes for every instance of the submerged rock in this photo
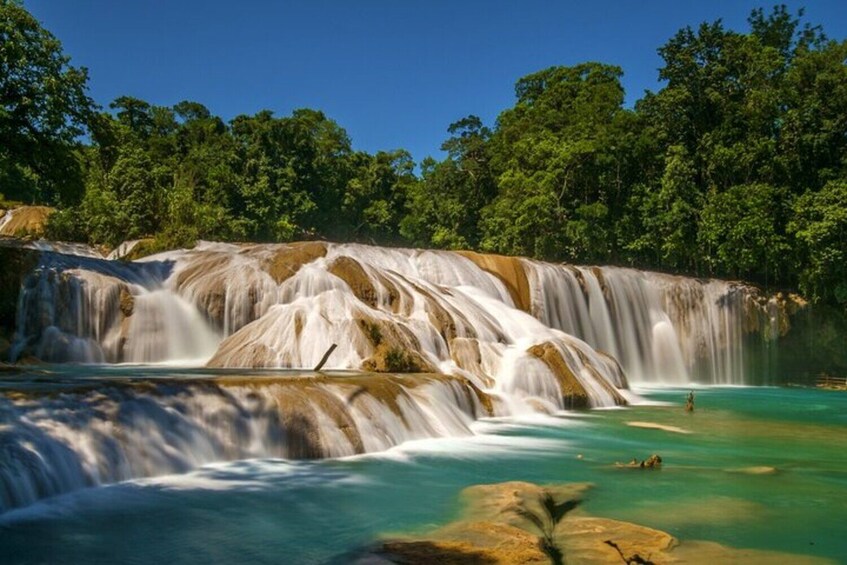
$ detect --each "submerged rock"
[726,466,778,475]
[366,481,830,564]
[626,421,692,434]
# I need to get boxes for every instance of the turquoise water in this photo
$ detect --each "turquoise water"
[1,382,845,564]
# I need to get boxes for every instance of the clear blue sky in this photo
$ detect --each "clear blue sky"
[26,0,847,163]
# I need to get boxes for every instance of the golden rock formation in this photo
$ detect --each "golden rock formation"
[263,241,327,284]
[0,206,54,238]
[526,342,589,408]
[372,481,831,565]
[456,250,532,312]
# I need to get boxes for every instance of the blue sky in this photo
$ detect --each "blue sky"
[26,1,847,163]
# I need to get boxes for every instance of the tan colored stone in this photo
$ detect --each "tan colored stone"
[379,522,549,564]
[328,256,378,308]
[449,337,494,388]
[372,481,832,565]
[456,250,532,312]
[120,238,158,261]
[0,206,54,237]
[353,314,438,374]
[263,241,327,284]
[119,288,134,317]
[527,342,590,408]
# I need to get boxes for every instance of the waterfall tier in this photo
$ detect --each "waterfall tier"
[10,241,782,387]
[0,373,490,513]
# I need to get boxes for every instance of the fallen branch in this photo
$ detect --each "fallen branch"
[313,343,338,371]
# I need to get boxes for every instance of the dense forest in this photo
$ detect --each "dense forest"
[2,1,846,307]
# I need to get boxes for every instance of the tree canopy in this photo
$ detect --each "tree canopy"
[0,0,92,205]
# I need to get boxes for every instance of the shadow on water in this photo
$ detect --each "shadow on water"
[330,542,500,565]
[37,251,176,288]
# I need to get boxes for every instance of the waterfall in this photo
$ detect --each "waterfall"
[10,242,769,386]
[525,263,760,384]
[0,240,782,513]
[0,374,486,513]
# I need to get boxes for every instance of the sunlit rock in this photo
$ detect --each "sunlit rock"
[0,206,54,238]
[367,481,830,565]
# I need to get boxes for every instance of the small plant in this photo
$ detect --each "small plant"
[385,346,417,372]
[362,321,382,345]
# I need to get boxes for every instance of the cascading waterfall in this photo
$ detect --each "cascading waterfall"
[11,252,219,365]
[0,374,486,513]
[1,240,780,512]
[526,263,760,384]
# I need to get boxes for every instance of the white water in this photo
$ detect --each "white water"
[0,375,483,513]
[11,241,768,387]
[526,263,758,384]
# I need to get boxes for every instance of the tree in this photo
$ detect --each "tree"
[699,183,789,284]
[0,0,93,204]
[651,145,702,270]
[402,116,495,249]
[482,64,630,261]
[789,181,847,305]
[344,149,414,242]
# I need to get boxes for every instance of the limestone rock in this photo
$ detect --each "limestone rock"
[119,288,135,317]
[357,315,438,373]
[263,241,327,284]
[456,250,532,313]
[527,341,590,408]
[0,206,54,238]
[370,481,830,565]
[328,256,378,308]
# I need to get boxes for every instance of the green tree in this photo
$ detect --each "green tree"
[344,149,414,242]
[482,64,631,261]
[402,115,494,249]
[699,183,789,284]
[789,180,847,305]
[640,145,702,270]
[0,0,93,204]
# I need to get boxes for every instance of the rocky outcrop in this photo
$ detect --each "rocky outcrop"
[527,342,590,408]
[449,337,495,388]
[263,241,327,284]
[328,256,379,308]
[457,250,532,312]
[368,481,831,565]
[0,206,54,238]
[357,314,438,373]
[527,341,627,408]
[109,238,158,261]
